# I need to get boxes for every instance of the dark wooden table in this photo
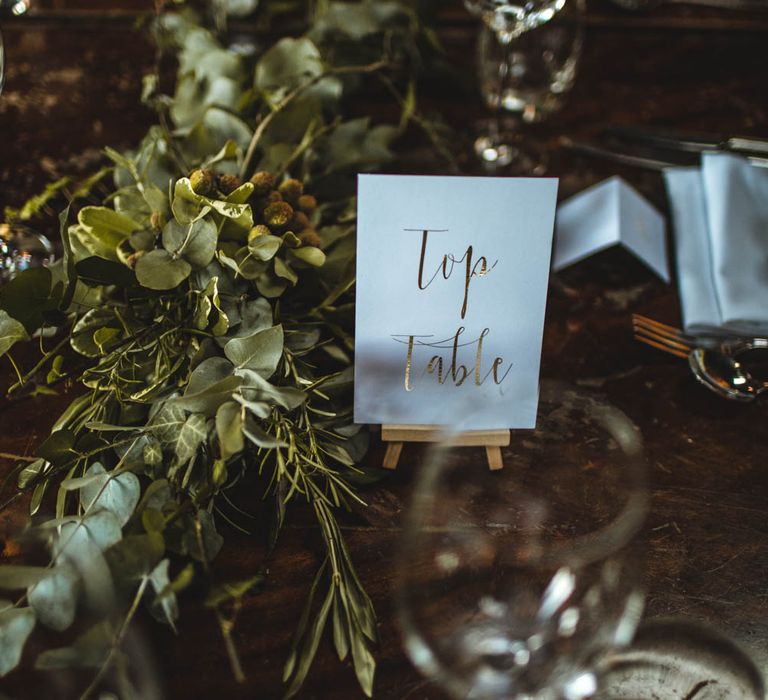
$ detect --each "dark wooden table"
[1,2,767,698]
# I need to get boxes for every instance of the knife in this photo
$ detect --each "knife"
[560,136,768,170]
[605,126,768,158]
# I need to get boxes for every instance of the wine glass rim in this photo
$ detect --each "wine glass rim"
[399,379,648,569]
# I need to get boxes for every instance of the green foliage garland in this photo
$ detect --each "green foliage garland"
[0,2,442,696]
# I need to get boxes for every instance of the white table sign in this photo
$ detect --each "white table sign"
[354,174,558,430]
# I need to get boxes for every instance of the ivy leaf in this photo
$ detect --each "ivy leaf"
[79,463,141,527]
[0,309,29,358]
[0,607,35,676]
[224,324,283,377]
[135,249,192,290]
[27,563,80,632]
[216,401,244,460]
[175,414,208,464]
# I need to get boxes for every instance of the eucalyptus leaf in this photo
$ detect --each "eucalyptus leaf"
[0,566,52,590]
[134,249,192,290]
[79,463,141,527]
[162,217,218,268]
[0,608,35,677]
[216,401,244,460]
[0,267,55,334]
[149,558,178,630]
[224,324,283,377]
[35,621,112,670]
[27,563,80,632]
[105,532,164,581]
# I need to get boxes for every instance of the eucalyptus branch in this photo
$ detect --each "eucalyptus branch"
[79,576,150,700]
[239,59,395,180]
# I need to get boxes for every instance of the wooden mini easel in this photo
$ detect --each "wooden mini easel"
[380,424,510,471]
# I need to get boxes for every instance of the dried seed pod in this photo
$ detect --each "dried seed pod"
[249,171,276,196]
[290,211,311,232]
[217,174,242,196]
[278,178,303,205]
[264,201,294,229]
[189,169,215,196]
[297,194,317,215]
[299,228,322,248]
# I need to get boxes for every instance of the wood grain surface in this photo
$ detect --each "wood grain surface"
[0,2,767,698]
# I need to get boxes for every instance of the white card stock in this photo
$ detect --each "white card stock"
[552,176,669,282]
[354,174,558,430]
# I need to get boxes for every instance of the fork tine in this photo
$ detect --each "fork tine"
[631,314,693,359]
[633,332,690,359]
[632,314,687,341]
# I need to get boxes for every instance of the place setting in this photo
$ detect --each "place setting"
[0,1,767,699]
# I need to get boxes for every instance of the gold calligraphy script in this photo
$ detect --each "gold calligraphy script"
[393,229,510,392]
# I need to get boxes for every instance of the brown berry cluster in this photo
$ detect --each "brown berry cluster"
[189,168,244,198]
[247,171,321,248]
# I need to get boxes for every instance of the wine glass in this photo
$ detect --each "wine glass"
[395,380,648,700]
[467,0,584,172]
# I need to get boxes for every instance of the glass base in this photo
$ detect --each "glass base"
[473,119,547,175]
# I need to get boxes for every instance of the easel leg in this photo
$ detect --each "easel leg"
[485,446,503,471]
[383,442,403,470]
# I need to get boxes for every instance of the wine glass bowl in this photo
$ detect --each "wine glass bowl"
[464,0,568,43]
[395,382,648,700]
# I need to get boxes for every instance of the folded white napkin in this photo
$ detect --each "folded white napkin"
[664,152,768,336]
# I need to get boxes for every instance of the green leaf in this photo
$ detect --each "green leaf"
[75,256,136,288]
[36,429,76,466]
[0,567,52,590]
[224,324,283,377]
[0,267,55,334]
[183,510,223,563]
[173,178,250,220]
[0,310,29,358]
[76,206,140,259]
[290,246,326,267]
[18,458,49,490]
[255,37,323,97]
[0,608,35,676]
[134,249,192,290]
[242,417,287,449]
[175,414,208,464]
[247,234,282,261]
[149,558,179,631]
[35,621,112,670]
[105,532,164,581]
[162,217,218,268]
[71,308,117,358]
[79,463,141,527]
[216,401,244,460]
[173,375,243,416]
[27,563,80,632]
[235,369,305,411]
